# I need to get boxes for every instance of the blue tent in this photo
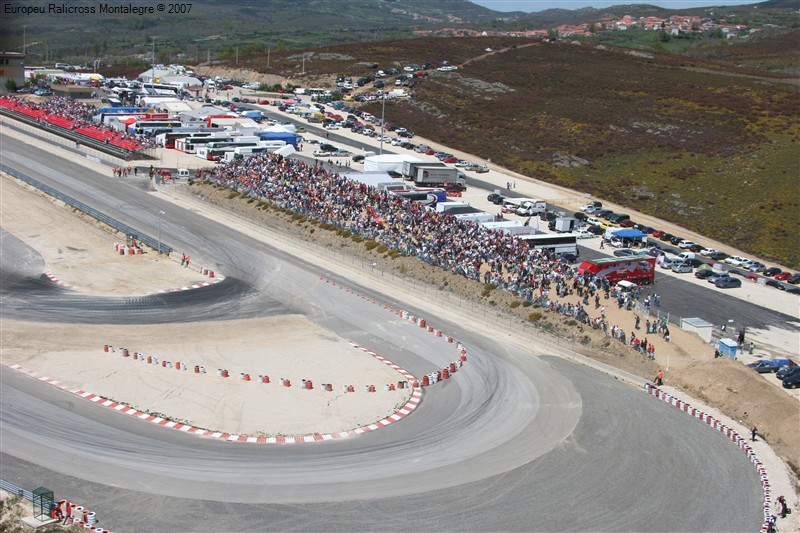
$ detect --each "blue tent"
[259,131,297,147]
[612,229,646,239]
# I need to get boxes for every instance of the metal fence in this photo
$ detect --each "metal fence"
[1,163,171,254]
[0,478,34,502]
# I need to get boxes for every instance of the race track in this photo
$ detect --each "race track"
[0,134,763,531]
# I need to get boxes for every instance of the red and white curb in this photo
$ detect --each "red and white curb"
[158,274,226,293]
[43,270,225,294]
[325,276,471,386]
[644,384,776,531]
[1,352,422,444]
[44,271,72,289]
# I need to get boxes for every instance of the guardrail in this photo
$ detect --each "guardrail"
[0,478,33,501]
[1,163,172,255]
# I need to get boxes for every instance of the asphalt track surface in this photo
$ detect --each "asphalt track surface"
[0,135,763,531]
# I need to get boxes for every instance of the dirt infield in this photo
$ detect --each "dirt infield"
[0,174,410,437]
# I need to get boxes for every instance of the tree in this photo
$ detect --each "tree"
[5,79,18,93]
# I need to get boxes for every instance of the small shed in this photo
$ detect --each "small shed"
[681,317,714,343]
[718,338,738,359]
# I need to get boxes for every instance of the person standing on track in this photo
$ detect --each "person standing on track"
[654,369,664,387]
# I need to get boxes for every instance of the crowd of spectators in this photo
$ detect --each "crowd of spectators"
[0,95,157,151]
[207,152,663,361]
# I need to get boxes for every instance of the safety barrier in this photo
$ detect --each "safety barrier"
[644,384,775,532]
[323,275,471,390]
[0,163,172,255]
[0,479,111,532]
[102,342,417,395]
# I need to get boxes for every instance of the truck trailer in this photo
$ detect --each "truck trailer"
[402,161,466,191]
[577,256,657,285]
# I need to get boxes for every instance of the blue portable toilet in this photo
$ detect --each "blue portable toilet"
[718,338,738,359]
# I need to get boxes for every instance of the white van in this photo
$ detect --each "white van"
[177,168,191,179]
[586,216,603,226]
[677,251,696,261]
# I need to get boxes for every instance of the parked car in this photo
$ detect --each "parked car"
[487,193,505,204]
[660,257,679,269]
[788,286,800,295]
[688,244,705,253]
[709,251,729,261]
[762,267,782,277]
[671,262,693,274]
[725,256,749,266]
[695,269,716,280]
[700,248,717,256]
[580,201,602,211]
[618,220,635,228]
[678,240,696,249]
[613,249,638,258]
[747,360,782,374]
[669,235,684,245]
[707,272,730,284]
[586,224,604,235]
[746,261,766,272]
[574,229,595,239]
[715,277,742,289]
[573,212,588,221]
[595,209,613,219]
[783,371,800,389]
[658,232,674,242]
[443,156,459,164]
[788,273,800,284]
[765,280,786,291]
[773,271,792,281]
[776,365,800,380]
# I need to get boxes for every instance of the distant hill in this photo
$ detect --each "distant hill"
[3,0,797,66]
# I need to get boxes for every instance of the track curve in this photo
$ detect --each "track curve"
[0,132,764,531]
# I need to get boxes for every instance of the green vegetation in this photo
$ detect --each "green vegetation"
[338,37,798,266]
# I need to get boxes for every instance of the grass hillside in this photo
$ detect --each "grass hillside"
[244,37,799,267]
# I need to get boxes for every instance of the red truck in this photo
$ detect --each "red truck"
[577,256,656,285]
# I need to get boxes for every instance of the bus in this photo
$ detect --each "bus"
[141,82,180,95]
[175,133,234,153]
[156,129,214,150]
[517,233,578,256]
[133,120,182,136]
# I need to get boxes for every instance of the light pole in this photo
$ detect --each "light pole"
[157,210,165,254]
[379,92,386,155]
[151,36,156,80]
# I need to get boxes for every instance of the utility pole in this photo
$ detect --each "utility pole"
[151,36,156,80]
[379,93,386,155]
[302,53,306,75]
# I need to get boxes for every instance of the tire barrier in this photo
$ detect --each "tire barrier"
[101,338,432,395]
[644,384,776,532]
[113,242,143,256]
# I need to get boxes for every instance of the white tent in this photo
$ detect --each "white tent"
[340,172,403,189]
[261,123,296,134]
[274,145,296,157]
[363,154,421,173]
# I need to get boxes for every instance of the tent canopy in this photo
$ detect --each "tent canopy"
[612,229,646,239]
